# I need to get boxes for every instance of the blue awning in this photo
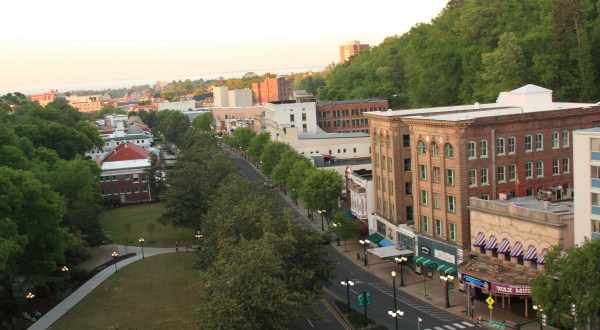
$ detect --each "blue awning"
[345,210,358,220]
[379,239,394,247]
[473,233,486,247]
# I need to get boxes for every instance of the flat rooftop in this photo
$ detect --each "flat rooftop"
[298,132,369,139]
[488,196,573,215]
[317,98,387,106]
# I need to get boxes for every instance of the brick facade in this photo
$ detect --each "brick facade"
[317,99,388,133]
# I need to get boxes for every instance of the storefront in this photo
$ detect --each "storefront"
[413,236,459,278]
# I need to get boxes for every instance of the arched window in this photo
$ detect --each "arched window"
[444,143,454,158]
[418,140,426,155]
[386,135,391,149]
[375,134,379,145]
[431,142,439,155]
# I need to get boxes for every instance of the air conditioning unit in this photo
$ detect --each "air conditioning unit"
[499,192,511,200]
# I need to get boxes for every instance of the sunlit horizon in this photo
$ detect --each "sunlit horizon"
[1,0,449,95]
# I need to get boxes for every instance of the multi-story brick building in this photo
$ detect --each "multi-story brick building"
[29,89,58,106]
[339,40,369,63]
[317,99,388,133]
[365,84,600,279]
[251,77,292,104]
[66,94,102,113]
[98,142,154,203]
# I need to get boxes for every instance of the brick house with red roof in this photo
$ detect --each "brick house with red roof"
[98,142,154,203]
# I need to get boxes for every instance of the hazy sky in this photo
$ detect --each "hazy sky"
[1,0,448,94]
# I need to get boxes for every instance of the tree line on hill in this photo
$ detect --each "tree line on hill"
[318,0,600,108]
[0,93,105,318]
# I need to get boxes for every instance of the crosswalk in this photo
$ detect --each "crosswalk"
[424,321,476,330]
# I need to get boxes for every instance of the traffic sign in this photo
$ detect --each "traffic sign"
[358,293,364,306]
[486,296,495,306]
[366,292,373,305]
[488,304,493,309]
[489,321,505,329]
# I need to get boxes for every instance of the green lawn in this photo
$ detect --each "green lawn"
[100,203,196,248]
[49,253,203,330]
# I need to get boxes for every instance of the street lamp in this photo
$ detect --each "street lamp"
[394,256,407,286]
[292,188,297,205]
[391,271,399,330]
[341,278,355,312]
[533,305,545,329]
[112,251,119,275]
[388,308,404,327]
[26,292,35,300]
[318,210,325,232]
[332,222,341,246]
[440,274,454,308]
[359,239,371,266]
[195,230,203,241]
[139,237,145,259]
[61,265,70,280]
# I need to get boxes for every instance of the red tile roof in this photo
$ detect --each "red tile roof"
[102,142,150,163]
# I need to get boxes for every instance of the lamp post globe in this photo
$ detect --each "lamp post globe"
[112,251,119,274]
[359,239,371,266]
[394,256,407,286]
[138,237,145,259]
[440,274,454,308]
[341,279,355,312]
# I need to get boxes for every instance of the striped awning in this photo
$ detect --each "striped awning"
[437,264,457,275]
[510,242,523,257]
[413,255,434,266]
[497,239,511,254]
[537,249,549,264]
[473,233,486,247]
[485,236,498,250]
[523,246,537,261]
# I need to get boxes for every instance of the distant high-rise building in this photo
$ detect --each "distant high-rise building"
[251,77,292,105]
[340,41,369,63]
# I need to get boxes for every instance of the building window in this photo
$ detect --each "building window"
[525,161,533,179]
[433,167,440,183]
[405,182,413,196]
[435,219,443,237]
[290,114,295,122]
[125,174,131,180]
[497,137,505,155]
[508,136,516,154]
[134,187,139,193]
[433,192,441,209]
[536,133,543,150]
[143,185,148,192]
[509,164,516,181]
[525,135,532,152]
[406,206,414,221]
[536,160,544,177]
[482,194,489,200]
[302,113,306,121]
[404,158,412,172]
[422,215,430,234]
[468,141,476,159]
[389,180,394,195]
[386,135,391,149]
[376,175,381,189]
[446,169,455,186]
[388,158,393,171]
[552,158,560,175]
[403,134,410,148]
[469,169,477,187]
[381,156,386,170]
[498,165,506,182]
[563,157,570,173]
[552,131,559,149]
[420,190,429,206]
[418,140,426,155]
[126,188,131,194]
[562,130,569,147]
[419,164,428,180]
[481,167,489,185]
[449,223,457,241]
[480,140,488,158]
[375,153,380,167]
[431,142,439,156]
[447,195,456,213]
[445,143,454,158]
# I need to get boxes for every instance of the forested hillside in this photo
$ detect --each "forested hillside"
[319,0,600,108]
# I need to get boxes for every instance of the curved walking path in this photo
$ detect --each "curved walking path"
[29,245,185,330]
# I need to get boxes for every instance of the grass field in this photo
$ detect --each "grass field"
[49,253,203,330]
[100,203,196,248]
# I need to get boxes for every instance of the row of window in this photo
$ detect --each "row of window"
[289,113,307,122]
[417,141,455,157]
[99,173,148,182]
[467,132,570,159]
[420,190,457,213]
[105,139,147,147]
[102,185,148,195]
[467,158,570,186]
[376,176,395,194]
[421,215,458,241]
[317,107,385,118]
[419,165,456,185]
[319,119,368,128]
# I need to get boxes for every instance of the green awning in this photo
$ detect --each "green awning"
[437,264,450,273]
[366,232,385,244]
[413,255,433,266]
[445,267,457,275]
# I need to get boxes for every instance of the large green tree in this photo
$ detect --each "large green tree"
[192,112,213,132]
[531,239,600,329]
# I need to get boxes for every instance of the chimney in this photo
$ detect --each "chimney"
[95,155,101,167]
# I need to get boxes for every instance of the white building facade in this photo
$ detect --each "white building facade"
[573,128,600,244]
[264,101,319,140]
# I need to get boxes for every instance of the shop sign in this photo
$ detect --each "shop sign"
[491,283,531,296]
[434,249,456,264]
[421,246,430,255]
[464,275,490,290]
